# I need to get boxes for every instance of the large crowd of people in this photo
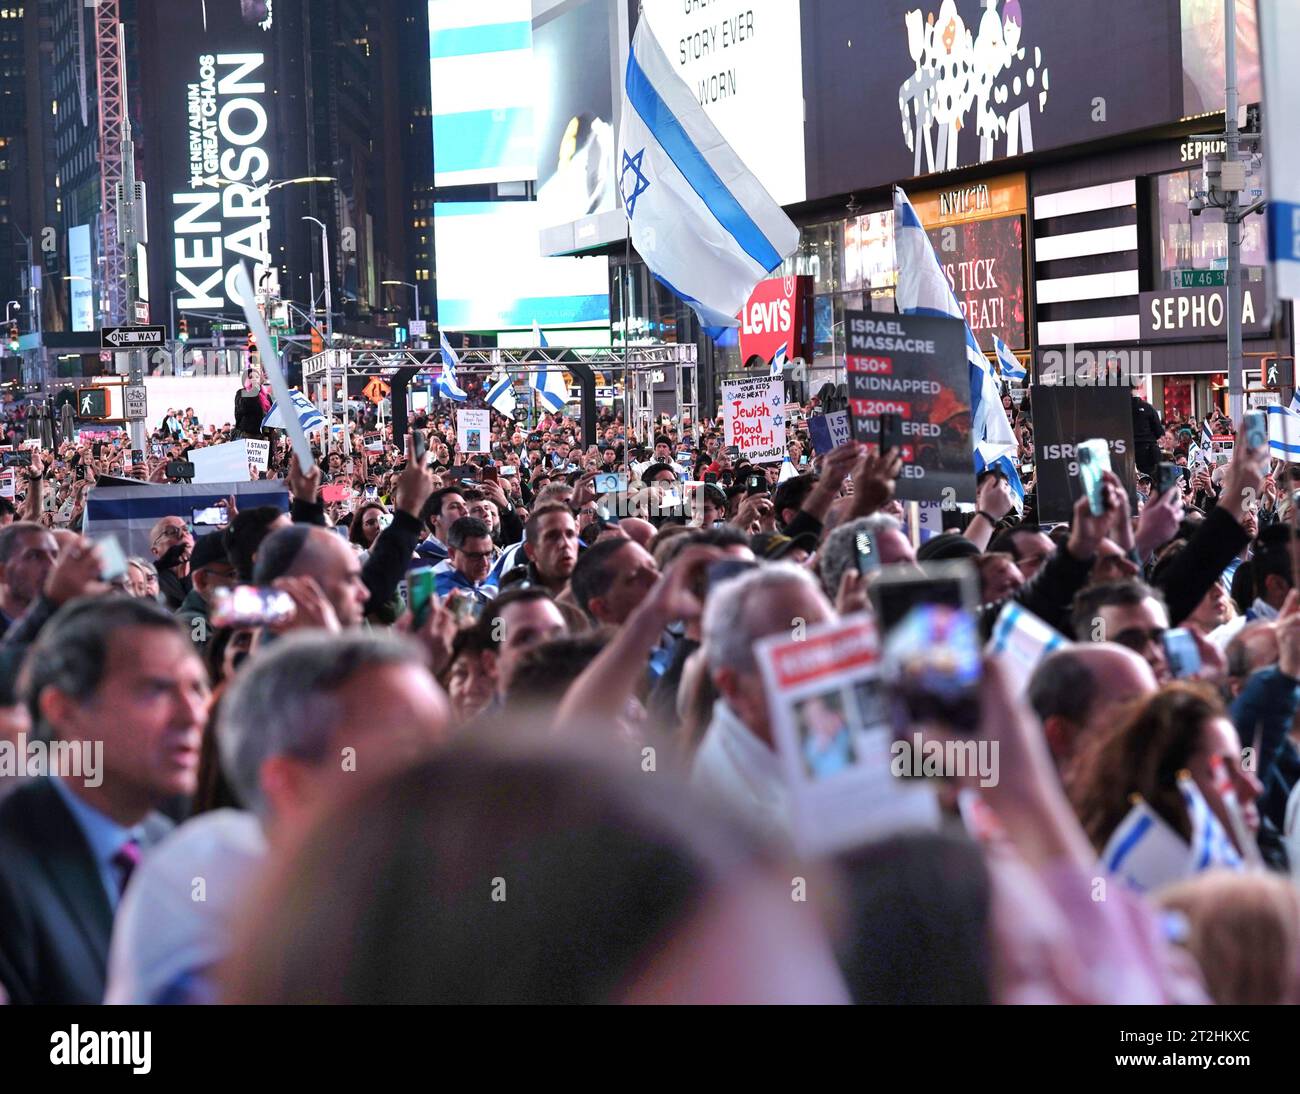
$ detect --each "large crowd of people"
[0,368,1298,1007]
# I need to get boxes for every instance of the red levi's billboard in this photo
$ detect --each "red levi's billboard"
[739,275,813,368]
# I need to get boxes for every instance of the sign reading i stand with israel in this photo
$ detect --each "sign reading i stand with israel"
[617,15,799,332]
[1261,0,1300,301]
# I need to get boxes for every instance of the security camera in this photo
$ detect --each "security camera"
[1188,195,1204,216]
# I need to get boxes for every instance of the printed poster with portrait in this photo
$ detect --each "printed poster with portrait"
[755,615,939,858]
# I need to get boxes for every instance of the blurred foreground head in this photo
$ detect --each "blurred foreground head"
[224,744,848,1004]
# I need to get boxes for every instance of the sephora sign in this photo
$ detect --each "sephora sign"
[171,51,273,310]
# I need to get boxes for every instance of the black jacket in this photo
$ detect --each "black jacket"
[0,778,171,1004]
[1153,505,1250,626]
[234,390,266,437]
[978,540,1096,640]
[1131,397,1164,444]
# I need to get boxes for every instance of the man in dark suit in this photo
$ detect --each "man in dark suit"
[0,595,209,1004]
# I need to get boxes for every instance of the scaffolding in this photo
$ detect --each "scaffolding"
[300,344,699,447]
[93,0,126,326]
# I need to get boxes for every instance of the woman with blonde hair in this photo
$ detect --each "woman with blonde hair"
[1156,871,1300,1004]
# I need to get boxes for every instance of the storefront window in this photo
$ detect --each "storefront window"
[1156,158,1267,286]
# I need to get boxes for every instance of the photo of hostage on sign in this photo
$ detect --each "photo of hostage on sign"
[845,311,975,504]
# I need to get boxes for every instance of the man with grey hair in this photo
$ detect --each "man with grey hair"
[818,514,917,602]
[692,563,835,844]
[103,631,450,1004]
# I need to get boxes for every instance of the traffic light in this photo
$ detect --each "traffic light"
[6,323,17,353]
[75,387,108,419]
[178,316,189,343]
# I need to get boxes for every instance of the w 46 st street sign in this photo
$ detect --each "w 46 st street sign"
[100,325,166,350]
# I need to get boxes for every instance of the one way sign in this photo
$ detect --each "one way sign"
[100,325,166,350]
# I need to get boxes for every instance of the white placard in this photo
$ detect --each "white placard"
[189,440,254,484]
[245,439,270,473]
[721,376,787,463]
[755,615,939,858]
[456,409,490,455]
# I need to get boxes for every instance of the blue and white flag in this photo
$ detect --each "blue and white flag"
[262,390,326,433]
[769,342,787,378]
[617,17,799,333]
[1180,772,1244,874]
[437,331,468,403]
[1201,417,1214,450]
[486,370,517,418]
[531,367,569,413]
[531,321,549,349]
[991,333,1026,382]
[893,187,1022,509]
[1267,400,1300,463]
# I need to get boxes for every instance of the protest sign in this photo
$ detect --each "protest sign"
[986,602,1067,695]
[755,615,939,858]
[721,377,786,463]
[1029,385,1137,524]
[807,410,850,455]
[189,440,257,484]
[0,470,14,500]
[457,409,491,455]
[245,439,270,474]
[845,310,974,504]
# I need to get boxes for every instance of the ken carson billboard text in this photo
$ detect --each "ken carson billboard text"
[155,2,278,315]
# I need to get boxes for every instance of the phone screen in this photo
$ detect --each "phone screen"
[192,505,229,526]
[1156,461,1182,497]
[1162,627,1202,679]
[868,562,978,635]
[1243,410,1268,468]
[878,412,903,455]
[1076,438,1112,516]
[882,605,982,736]
[210,586,297,629]
[855,531,880,576]
[408,567,438,627]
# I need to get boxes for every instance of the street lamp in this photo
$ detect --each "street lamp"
[302,217,334,343]
[382,280,422,345]
[3,301,19,325]
[201,175,337,198]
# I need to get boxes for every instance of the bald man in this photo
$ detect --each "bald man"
[1028,643,1158,776]
[253,526,370,628]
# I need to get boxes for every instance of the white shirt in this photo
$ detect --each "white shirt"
[104,809,267,1005]
[690,699,791,847]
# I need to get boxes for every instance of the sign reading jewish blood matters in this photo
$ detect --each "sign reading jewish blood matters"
[1030,384,1137,523]
[722,377,787,463]
[845,310,974,504]
[738,274,812,368]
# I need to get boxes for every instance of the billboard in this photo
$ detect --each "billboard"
[640,0,806,206]
[1181,0,1261,117]
[429,0,536,186]
[924,215,1026,350]
[157,1,278,314]
[434,201,609,331]
[68,224,95,333]
[801,0,1184,201]
[534,0,620,248]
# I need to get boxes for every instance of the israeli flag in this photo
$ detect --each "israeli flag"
[531,321,549,349]
[486,370,517,418]
[1201,417,1214,450]
[769,343,788,378]
[531,367,569,413]
[1267,401,1300,463]
[991,334,1026,382]
[617,17,799,333]
[1179,772,1244,874]
[262,390,326,433]
[437,331,468,403]
[893,187,1023,508]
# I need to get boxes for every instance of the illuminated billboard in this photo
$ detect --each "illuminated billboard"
[429,0,536,186]
[68,224,95,333]
[158,1,278,313]
[434,201,609,331]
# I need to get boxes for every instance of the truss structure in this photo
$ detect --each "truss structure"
[94,0,126,326]
[301,344,699,443]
